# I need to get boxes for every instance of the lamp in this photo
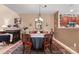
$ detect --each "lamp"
[1,25,7,31]
[70,9,74,13]
[1,25,7,28]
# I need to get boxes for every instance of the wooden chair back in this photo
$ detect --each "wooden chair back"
[22,34,32,54]
[22,34,31,42]
[44,34,52,43]
[43,34,53,53]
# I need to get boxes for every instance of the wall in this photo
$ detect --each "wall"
[54,28,79,51]
[19,14,54,32]
[0,5,19,29]
[54,11,79,52]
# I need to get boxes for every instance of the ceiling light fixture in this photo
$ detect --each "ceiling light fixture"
[70,9,74,12]
[38,4,43,21]
[35,4,43,21]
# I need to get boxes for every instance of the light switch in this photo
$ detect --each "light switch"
[74,43,77,47]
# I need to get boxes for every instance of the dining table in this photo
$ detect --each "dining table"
[30,33,45,50]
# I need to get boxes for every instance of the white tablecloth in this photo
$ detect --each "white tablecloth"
[30,34,44,38]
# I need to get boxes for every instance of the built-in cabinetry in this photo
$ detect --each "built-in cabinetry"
[0,31,6,34]
[6,30,20,43]
[0,30,20,43]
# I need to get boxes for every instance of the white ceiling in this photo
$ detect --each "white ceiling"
[5,4,79,14]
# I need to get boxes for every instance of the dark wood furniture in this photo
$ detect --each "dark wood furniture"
[43,34,52,53]
[6,30,20,43]
[22,34,32,54]
[0,35,10,45]
[0,31,6,34]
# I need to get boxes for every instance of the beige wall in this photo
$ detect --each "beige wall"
[54,28,79,51]
[19,14,54,32]
[0,5,19,29]
[54,11,79,52]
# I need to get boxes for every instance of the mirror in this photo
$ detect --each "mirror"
[35,17,43,31]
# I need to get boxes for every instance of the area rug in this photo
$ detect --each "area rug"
[3,40,22,54]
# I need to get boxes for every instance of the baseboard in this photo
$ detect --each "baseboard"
[53,37,78,54]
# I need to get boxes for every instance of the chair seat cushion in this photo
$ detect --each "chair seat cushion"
[24,42,32,46]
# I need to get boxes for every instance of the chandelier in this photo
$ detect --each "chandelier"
[35,4,43,22]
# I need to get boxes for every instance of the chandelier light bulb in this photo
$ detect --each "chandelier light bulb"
[39,17,43,21]
[70,9,74,12]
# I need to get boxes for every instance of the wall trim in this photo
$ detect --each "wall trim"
[53,37,78,54]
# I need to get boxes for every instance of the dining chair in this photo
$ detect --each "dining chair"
[22,34,32,54]
[43,34,52,53]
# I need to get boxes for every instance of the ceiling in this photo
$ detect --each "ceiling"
[5,4,79,14]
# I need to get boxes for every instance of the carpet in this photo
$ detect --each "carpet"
[11,45,64,54]
[3,40,22,54]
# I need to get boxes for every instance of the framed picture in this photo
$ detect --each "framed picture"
[59,14,79,28]
[14,18,21,24]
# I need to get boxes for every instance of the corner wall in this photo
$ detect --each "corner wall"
[0,5,19,29]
